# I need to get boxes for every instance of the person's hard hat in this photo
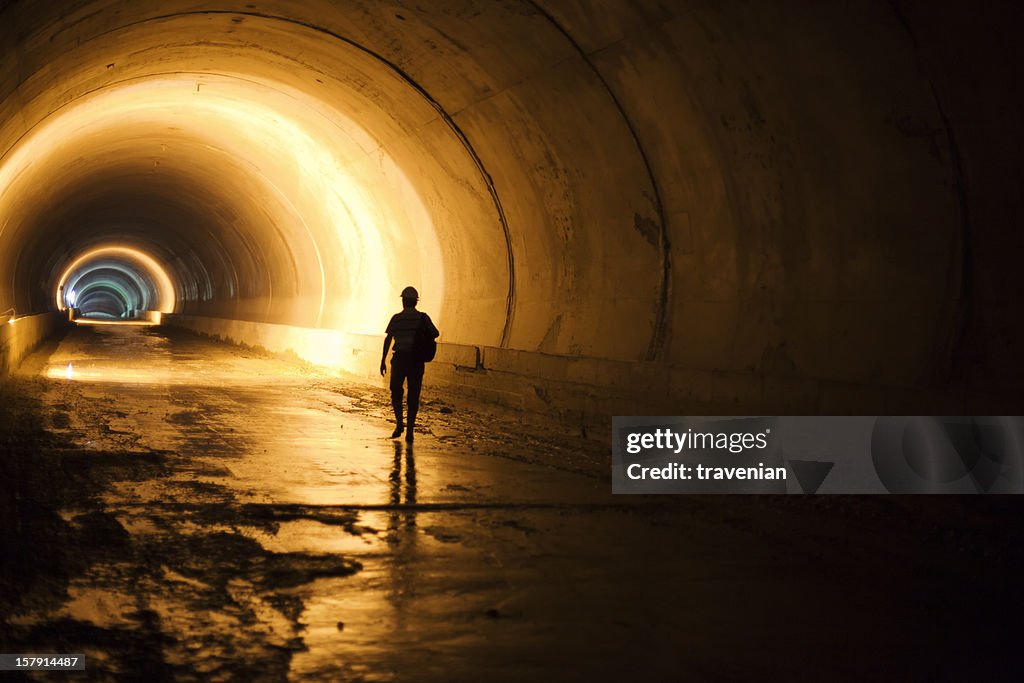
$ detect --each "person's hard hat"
[401,286,419,300]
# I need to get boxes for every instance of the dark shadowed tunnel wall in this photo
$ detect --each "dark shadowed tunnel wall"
[1,1,1021,421]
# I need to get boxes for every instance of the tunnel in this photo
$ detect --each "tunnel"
[0,0,1019,416]
[1,0,1023,679]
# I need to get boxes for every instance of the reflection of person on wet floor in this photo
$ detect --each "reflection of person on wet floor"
[380,286,439,442]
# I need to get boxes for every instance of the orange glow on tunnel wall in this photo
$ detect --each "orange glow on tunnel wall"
[1,70,447,334]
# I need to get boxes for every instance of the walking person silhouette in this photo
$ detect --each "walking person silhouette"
[380,286,440,442]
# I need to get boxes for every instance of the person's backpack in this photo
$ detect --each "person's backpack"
[413,313,437,363]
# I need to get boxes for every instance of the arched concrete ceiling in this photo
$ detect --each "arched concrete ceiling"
[0,0,1020,393]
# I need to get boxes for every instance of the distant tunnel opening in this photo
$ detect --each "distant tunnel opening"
[57,247,175,320]
[76,287,129,320]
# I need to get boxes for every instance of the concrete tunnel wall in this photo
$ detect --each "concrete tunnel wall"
[0,1,1021,417]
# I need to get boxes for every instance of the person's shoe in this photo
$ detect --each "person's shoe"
[405,427,414,443]
[391,424,404,438]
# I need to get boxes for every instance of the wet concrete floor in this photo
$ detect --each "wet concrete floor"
[1,323,1023,681]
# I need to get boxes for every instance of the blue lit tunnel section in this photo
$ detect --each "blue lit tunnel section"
[62,263,155,319]
[55,246,176,321]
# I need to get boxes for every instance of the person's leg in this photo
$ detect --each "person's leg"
[389,354,408,437]
[405,361,425,442]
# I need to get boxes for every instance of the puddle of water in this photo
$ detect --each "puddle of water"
[57,508,88,522]
[116,514,161,536]
[290,572,400,681]
[240,519,384,555]
[63,584,139,628]
[161,565,213,591]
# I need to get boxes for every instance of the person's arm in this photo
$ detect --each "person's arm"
[426,314,440,339]
[381,333,393,375]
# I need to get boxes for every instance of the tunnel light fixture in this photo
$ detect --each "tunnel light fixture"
[74,318,157,327]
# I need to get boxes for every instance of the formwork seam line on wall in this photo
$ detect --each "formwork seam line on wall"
[527,0,673,362]
[885,0,973,384]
